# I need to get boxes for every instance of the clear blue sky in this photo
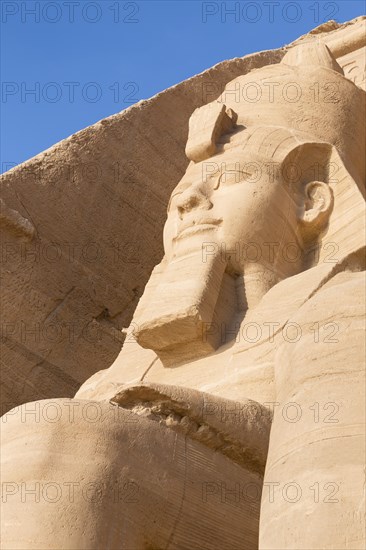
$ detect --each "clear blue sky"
[1,0,364,172]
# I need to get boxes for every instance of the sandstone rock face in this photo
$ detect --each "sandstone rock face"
[1,17,365,412]
[1,16,365,550]
[0,50,284,413]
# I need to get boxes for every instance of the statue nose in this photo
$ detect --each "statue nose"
[176,185,213,218]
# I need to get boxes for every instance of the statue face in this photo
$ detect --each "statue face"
[163,146,299,274]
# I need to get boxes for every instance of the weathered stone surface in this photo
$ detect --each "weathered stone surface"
[1,17,364,412]
[0,50,284,413]
[1,16,365,550]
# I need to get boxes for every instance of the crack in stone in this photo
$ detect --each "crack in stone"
[111,395,265,476]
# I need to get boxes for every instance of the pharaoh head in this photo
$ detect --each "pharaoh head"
[133,42,365,363]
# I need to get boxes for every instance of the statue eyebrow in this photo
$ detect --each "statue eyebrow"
[217,166,255,183]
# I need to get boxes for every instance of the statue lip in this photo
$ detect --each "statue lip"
[175,218,222,240]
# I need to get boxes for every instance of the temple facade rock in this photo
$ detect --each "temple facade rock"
[1,16,365,550]
[0,17,364,413]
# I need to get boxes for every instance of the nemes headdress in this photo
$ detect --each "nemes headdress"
[185,41,365,264]
[133,43,365,358]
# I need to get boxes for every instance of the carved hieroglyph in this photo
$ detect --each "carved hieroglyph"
[1,17,365,550]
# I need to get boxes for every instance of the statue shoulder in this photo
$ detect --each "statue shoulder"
[298,269,365,319]
[274,269,365,388]
[284,268,365,350]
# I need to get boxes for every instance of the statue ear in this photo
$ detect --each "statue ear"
[299,181,333,240]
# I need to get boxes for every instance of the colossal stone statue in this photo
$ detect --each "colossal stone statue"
[1,40,365,549]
